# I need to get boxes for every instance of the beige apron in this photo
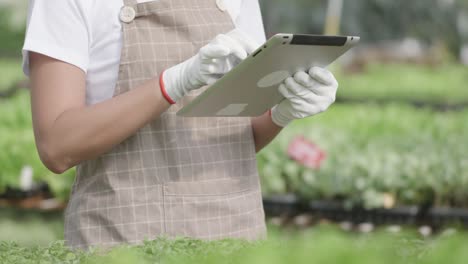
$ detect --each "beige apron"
[64,0,266,250]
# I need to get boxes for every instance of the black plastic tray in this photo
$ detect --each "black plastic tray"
[263,195,468,227]
[262,194,303,216]
[0,183,50,200]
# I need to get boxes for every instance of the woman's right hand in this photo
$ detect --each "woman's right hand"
[161,29,259,104]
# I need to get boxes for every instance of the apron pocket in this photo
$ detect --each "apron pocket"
[162,177,263,239]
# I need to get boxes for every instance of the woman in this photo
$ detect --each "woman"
[23,0,338,249]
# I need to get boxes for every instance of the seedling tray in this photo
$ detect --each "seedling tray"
[263,195,468,227]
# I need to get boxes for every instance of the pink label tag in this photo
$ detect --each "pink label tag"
[287,137,326,169]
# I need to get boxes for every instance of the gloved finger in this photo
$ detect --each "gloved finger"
[205,76,221,85]
[294,100,317,117]
[305,87,336,107]
[311,95,335,112]
[293,71,314,88]
[215,34,248,60]
[299,89,323,106]
[284,76,312,97]
[226,29,259,54]
[200,59,232,74]
[278,83,296,100]
[308,67,337,86]
[200,64,217,74]
[217,55,241,72]
[293,93,331,115]
[199,44,231,60]
[286,75,336,103]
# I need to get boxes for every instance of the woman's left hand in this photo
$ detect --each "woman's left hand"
[270,67,338,127]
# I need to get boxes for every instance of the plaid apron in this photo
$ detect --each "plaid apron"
[64,0,266,250]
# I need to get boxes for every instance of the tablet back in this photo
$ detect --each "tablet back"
[177,34,360,117]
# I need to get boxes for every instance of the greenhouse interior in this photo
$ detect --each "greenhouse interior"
[1,0,468,263]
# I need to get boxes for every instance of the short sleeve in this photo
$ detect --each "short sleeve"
[235,0,266,45]
[22,0,90,76]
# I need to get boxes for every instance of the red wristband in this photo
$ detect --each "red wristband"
[159,70,176,105]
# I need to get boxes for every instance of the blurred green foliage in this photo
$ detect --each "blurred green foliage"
[337,63,468,105]
[0,88,75,200]
[258,102,468,209]
[0,60,24,92]
[260,0,468,56]
[0,209,63,247]
[342,0,463,51]
[0,7,25,57]
[1,1,467,58]
[1,225,468,264]
[0,60,75,200]
[1,60,467,208]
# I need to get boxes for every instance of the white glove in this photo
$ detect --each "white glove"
[161,29,258,104]
[271,67,338,127]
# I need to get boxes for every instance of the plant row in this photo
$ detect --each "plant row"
[2,93,468,207]
[336,63,468,107]
[1,61,467,207]
[0,90,75,201]
[258,103,468,209]
[1,225,468,264]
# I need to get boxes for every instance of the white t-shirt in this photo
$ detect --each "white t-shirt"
[22,0,266,105]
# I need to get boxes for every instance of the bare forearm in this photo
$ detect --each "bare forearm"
[35,78,170,172]
[251,111,283,153]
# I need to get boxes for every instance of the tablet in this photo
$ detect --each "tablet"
[177,34,360,117]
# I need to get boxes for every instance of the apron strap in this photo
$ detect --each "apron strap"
[123,0,138,6]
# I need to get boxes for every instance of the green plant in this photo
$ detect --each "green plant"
[0,89,75,200]
[258,103,468,209]
[0,7,26,57]
[337,63,468,105]
[0,209,63,247]
[1,225,468,264]
[0,60,25,95]
[1,61,467,207]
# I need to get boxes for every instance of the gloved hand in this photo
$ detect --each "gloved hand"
[271,67,338,127]
[160,29,258,104]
